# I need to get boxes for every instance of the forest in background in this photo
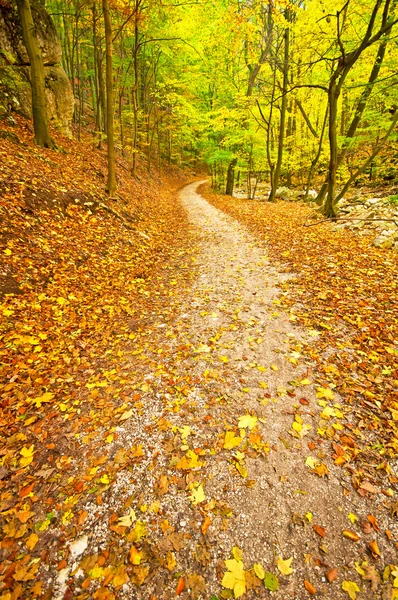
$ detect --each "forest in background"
[41,0,398,217]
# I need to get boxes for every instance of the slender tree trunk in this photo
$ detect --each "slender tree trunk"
[324,79,339,217]
[102,0,116,195]
[269,22,290,202]
[131,11,139,177]
[17,0,55,148]
[225,158,237,195]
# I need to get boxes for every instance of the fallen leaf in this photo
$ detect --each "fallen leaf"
[277,556,293,576]
[313,524,326,538]
[368,540,381,557]
[263,571,279,591]
[189,484,206,505]
[237,415,258,430]
[367,514,380,532]
[304,580,317,595]
[201,515,211,535]
[176,576,185,595]
[222,557,246,598]
[253,563,265,579]
[343,530,360,542]
[326,568,338,582]
[224,431,243,449]
[341,580,360,599]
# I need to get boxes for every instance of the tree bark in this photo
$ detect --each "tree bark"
[269,21,290,202]
[17,0,55,149]
[102,0,117,196]
[225,158,237,196]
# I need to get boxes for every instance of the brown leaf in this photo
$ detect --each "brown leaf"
[361,520,372,534]
[325,568,338,582]
[363,564,381,591]
[359,481,378,494]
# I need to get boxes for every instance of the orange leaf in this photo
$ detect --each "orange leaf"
[201,515,211,535]
[176,577,185,595]
[313,525,326,538]
[367,514,380,532]
[304,580,317,595]
[369,540,381,557]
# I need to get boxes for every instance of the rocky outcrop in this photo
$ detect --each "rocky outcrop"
[0,0,74,136]
[333,196,398,250]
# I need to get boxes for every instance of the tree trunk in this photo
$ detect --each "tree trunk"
[102,0,117,196]
[269,22,290,202]
[324,80,339,217]
[225,158,237,195]
[17,0,55,149]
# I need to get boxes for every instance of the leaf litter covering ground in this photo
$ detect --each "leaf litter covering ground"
[0,137,397,600]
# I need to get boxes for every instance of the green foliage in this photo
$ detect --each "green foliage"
[388,194,398,206]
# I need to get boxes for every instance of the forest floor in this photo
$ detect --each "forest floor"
[1,123,398,600]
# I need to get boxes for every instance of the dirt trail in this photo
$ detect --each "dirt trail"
[52,182,395,600]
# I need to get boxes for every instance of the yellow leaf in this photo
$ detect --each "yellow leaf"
[317,387,334,400]
[129,545,142,565]
[62,510,73,525]
[238,415,258,430]
[30,392,54,408]
[235,462,248,478]
[348,513,358,524]
[270,364,278,371]
[100,474,110,485]
[232,546,243,561]
[224,431,243,449]
[113,564,128,587]
[166,551,177,571]
[20,445,34,467]
[118,509,136,527]
[222,558,246,598]
[342,580,360,599]
[277,556,293,576]
[189,484,205,505]
[4,248,12,255]
[254,563,265,579]
[26,533,39,550]
[119,409,133,421]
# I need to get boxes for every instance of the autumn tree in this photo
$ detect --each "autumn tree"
[17,0,56,148]
[102,0,116,195]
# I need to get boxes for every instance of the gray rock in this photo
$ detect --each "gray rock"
[0,0,73,136]
[373,235,394,249]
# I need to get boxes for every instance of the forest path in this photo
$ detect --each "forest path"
[163,181,385,599]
